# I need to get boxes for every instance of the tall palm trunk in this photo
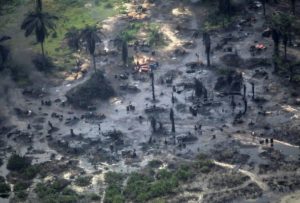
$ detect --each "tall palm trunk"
[206,49,210,67]
[92,54,96,72]
[40,42,46,67]
[41,42,45,58]
[283,34,288,61]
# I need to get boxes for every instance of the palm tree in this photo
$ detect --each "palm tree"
[271,13,294,61]
[21,0,57,61]
[80,26,103,72]
[0,35,11,69]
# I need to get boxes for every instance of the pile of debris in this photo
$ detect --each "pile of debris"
[220,53,244,67]
[66,71,115,109]
[22,87,47,98]
[134,55,159,73]
[215,70,243,94]
[102,130,124,144]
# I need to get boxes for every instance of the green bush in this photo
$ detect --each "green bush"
[88,193,101,201]
[175,165,193,181]
[7,154,30,171]
[14,181,30,200]
[14,181,30,191]
[148,24,164,46]
[15,190,28,200]
[74,176,91,187]
[0,182,10,198]
[105,172,125,186]
[35,180,79,203]
[147,160,163,168]
[104,185,125,203]
[22,165,39,180]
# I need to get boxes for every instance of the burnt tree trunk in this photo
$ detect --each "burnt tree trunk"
[150,72,156,101]
[170,108,175,133]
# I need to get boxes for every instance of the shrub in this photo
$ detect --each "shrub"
[32,54,55,72]
[175,165,193,181]
[14,181,30,200]
[105,172,125,186]
[22,165,39,180]
[148,160,163,168]
[7,154,30,171]
[0,182,10,198]
[88,193,101,201]
[104,185,125,203]
[15,190,28,200]
[35,179,80,203]
[74,176,92,187]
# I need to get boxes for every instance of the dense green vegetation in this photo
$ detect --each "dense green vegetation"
[14,181,31,200]
[6,154,40,201]
[104,155,214,203]
[35,179,79,203]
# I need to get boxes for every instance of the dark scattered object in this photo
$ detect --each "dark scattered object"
[262,28,271,38]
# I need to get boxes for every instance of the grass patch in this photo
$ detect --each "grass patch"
[0,0,119,71]
[118,22,144,42]
[42,1,118,69]
[203,12,233,32]
[118,22,165,46]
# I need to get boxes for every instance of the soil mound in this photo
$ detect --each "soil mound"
[66,71,115,109]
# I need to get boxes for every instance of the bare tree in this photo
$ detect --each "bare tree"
[150,72,156,101]
[170,108,175,133]
[203,32,211,67]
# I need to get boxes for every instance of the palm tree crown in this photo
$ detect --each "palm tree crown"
[21,0,57,58]
[80,26,102,56]
[80,25,103,72]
